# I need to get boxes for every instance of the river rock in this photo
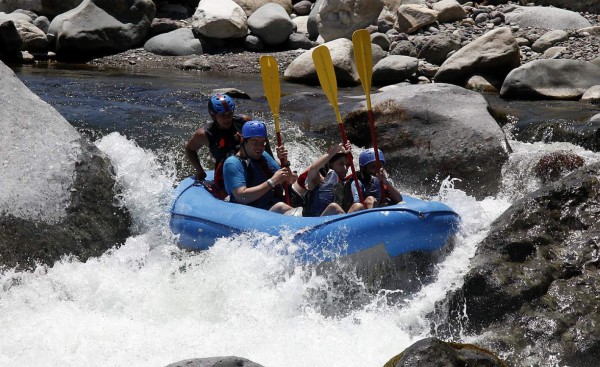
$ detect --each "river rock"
[372,55,418,85]
[0,60,131,269]
[232,0,292,17]
[32,15,48,33]
[431,0,466,23]
[48,0,155,60]
[13,19,47,52]
[394,4,438,34]
[292,15,308,34]
[283,38,385,86]
[247,3,294,46]
[293,0,312,16]
[286,32,317,50]
[383,338,507,367]
[504,6,591,30]
[500,59,600,100]
[531,0,600,14]
[297,83,510,198]
[0,0,83,18]
[531,29,568,53]
[144,28,203,56]
[0,19,21,60]
[581,85,600,103]
[192,0,247,39]
[412,33,461,66]
[317,0,384,42]
[434,27,520,87]
[436,161,600,366]
[591,113,600,122]
[165,356,265,367]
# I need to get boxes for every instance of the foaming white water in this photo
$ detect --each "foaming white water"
[1,133,521,367]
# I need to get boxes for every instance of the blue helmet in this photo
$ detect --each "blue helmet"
[359,148,385,167]
[208,93,235,114]
[242,120,268,139]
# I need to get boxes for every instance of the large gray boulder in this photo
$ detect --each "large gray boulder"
[293,83,510,198]
[0,60,131,269]
[317,0,384,41]
[48,0,155,60]
[412,33,461,66]
[247,3,294,46]
[434,27,520,87]
[436,161,600,366]
[0,0,84,18]
[500,59,600,100]
[504,6,591,30]
[144,28,203,56]
[192,0,248,39]
[165,357,265,367]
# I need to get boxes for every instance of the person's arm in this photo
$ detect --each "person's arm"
[305,143,349,190]
[184,128,209,180]
[231,168,290,204]
[377,168,403,204]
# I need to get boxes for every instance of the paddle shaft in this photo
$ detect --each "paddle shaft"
[260,56,290,205]
[353,29,386,202]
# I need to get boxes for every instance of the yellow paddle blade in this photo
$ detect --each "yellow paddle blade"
[259,55,281,119]
[352,29,373,110]
[312,45,341,121]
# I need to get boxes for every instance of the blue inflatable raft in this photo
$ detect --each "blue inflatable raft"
[170,173,460,263]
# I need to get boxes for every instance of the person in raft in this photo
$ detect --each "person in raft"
[184,93,273,181]
[302,143,366,217]
[222,120,296,214]
[342,148,403,211]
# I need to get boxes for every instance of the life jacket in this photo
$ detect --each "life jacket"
[204,115,245,169]
[303,170,344,217]
[342,172,395,210]
[229,154,284,210]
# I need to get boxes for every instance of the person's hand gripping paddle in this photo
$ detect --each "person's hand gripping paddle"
[353,29,386,203]
[260,55,290,205]
[312,45,365,204]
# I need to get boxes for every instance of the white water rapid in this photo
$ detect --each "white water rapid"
[1,133,599,367]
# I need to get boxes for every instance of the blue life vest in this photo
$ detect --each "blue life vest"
[304,170,343,217]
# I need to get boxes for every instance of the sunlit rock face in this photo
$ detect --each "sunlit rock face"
[0,60,131,269]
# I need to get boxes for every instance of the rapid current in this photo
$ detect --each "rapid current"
[1,65,599,366]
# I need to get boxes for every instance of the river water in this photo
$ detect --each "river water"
[1,64,600,366]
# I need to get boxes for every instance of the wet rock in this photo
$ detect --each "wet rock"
[298,83,510,198]
[533,151,585,183]
[0,60,131,270]
[435,161,600,366]
[383,338,507,367]
[165,356,265,367]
